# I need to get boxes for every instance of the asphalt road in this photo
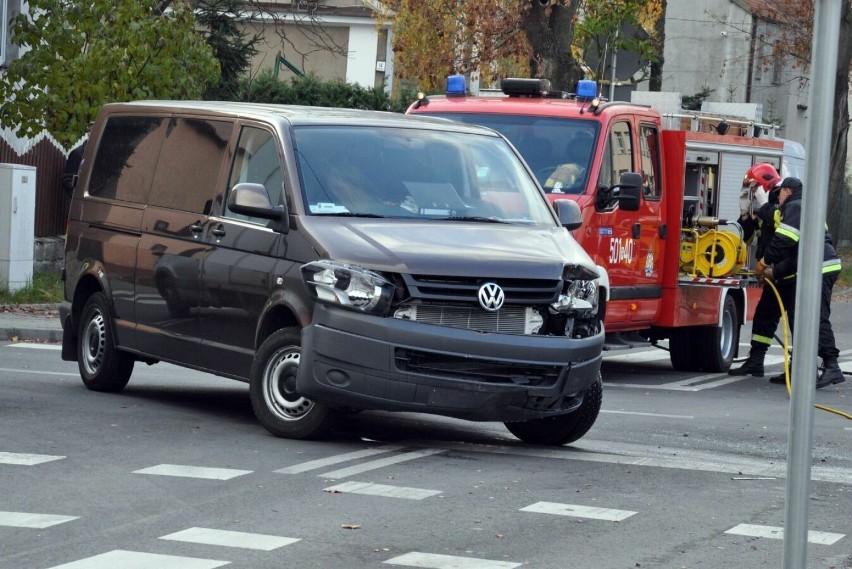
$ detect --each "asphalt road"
[2,303,851,569]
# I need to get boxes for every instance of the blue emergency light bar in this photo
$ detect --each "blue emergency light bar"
[446,74,466,96]
[577,80,597,99]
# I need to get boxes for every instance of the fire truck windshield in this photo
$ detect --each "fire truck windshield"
[418,113,599,195]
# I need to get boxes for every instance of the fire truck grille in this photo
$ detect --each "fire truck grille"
[395,348,563,387]
[400,304,528,334]
[402,274,562,304]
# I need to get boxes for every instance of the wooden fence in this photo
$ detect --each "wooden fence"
[0,136,69,237]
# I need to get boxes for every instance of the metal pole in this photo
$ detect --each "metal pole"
[783,1,842,567]
[609,28,619,101]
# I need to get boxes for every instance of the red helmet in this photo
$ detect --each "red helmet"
[744,163,781,191]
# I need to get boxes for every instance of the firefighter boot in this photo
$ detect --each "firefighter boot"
[769,357,790,384]
[728,348,766,377]
[816,360,845,389]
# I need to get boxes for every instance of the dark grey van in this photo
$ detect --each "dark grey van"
[61,101,604,445]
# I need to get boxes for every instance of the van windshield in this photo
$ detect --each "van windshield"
[418,113,599,196]
[292,125,556,225]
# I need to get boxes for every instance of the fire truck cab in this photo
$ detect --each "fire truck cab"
[408,76,802,372]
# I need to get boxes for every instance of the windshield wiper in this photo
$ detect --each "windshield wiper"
[438,215,510,224]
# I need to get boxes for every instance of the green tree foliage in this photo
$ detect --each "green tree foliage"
[196,0,262,101]
[0,0,220,148]
[238,72,418,113]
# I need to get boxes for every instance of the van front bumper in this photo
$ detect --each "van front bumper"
[297,304,603,422]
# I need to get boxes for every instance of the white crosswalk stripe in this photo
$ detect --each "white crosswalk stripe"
[0,451,64,465]
[324,481,442,500]
[520,501,637,521]
[0,511,78,528]
[160,527,300,550]
[383,552,522,568]
[319,448,445,479]
[133,464,252,480]
[725,523,845,545]
[44,550,230,569]
[275,445,405,474]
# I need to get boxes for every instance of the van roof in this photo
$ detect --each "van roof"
[102,100,497,135]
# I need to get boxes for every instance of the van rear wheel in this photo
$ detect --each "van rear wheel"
[249,328,338,439]
[504,374,602,445]
[77,292,134,392]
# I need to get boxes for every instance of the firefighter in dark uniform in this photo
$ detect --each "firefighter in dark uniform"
[755,176,845,388]
[729,163,783,378]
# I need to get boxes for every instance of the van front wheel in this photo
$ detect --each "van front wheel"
[504,374,602,445]
[249,328,338,439]
[77,292,134,392]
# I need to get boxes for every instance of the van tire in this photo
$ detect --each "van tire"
[250,328,338,439]
[77,292,134,392]
[504,374,602,445]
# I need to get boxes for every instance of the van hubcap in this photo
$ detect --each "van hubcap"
[263,347,313,421]
[81,311,106,376]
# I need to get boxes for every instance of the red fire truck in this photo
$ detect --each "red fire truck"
[408,76,805,372]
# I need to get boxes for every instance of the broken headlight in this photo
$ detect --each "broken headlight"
[301,260,395,316]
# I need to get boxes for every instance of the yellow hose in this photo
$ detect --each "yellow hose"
[763,277,852,420]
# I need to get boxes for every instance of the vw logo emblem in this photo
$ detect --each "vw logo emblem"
[478,282,505,312]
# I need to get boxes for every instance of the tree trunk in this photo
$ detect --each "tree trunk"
[827,0,852,243]
[649,0,666,91]
[522,1,583,91]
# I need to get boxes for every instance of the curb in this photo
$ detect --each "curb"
[1,303,63,343]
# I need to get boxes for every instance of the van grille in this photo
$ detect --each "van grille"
[403,304,528,334]
[395,348,563,387]
[402,274,562,304]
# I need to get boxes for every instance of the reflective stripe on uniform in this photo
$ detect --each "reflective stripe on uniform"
[752,334,773,345]
[775,223,800,242]
[823,260,842,273]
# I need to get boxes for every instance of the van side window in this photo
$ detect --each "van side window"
[148,118,233,214]
[225,126,284,223]
[639,124,661,200]
[88,116,166,202]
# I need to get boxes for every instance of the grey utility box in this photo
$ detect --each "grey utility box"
[0,163,37,292]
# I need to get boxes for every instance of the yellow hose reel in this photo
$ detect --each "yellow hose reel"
[680,229,747,277]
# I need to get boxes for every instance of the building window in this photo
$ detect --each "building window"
[772,41,783,85]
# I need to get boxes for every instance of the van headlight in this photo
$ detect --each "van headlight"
[301,260,395,316]
[550,278,599,317]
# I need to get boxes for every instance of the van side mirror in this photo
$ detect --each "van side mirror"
[553,199,583,230]
[228,183,288,225]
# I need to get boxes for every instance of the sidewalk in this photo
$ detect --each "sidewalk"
[0,304,62,343]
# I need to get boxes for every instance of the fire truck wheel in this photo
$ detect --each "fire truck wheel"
[697,295,740,372]
[504,374,602,446]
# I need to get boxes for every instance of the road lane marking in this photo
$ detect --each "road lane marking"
[160,527,299,550]
[407,440,852,485]
[320,448,445,479]
[0,367,77,377]
[275,445,405,474]
[324,481,441,500]
[45,550,229,569]
[0,511,78,528]
[0,451,64,465]
[601,410,694,419]
[725,523,845,545]
[133,464,252,480]
[520,501,637,521]
[383,552,521,568]
[4,343,61,350]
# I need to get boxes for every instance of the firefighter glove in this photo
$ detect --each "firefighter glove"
[739,190,751,215]
[755,258,768,278]
[754,187,768,207]
[758,266,774,283]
